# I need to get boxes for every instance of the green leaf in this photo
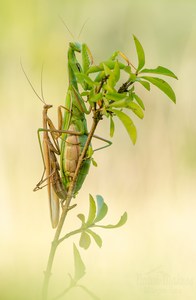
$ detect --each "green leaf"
[94,195,108,223]
[100,60,126,71]
[127,102,144,119]
[113,61,120,82]
[77,214,86,225]
[108,98,130,108]
[96,212,128,229]
[133,35,145,71]
[75,72,98,87]
[136,78,151,90]
[92,157,98,167]
[86,194,96,225]
[132,93,145,110]
[105,92,126,101]
[103,63,113,76]
[89,92,103,103]
[103,83,115,93]
[140,66,178,79]
[79,232,91,249]
[124,65,132,74]
[110,109,137,144]
[73,243,86,281]
[103,64,116,88]
[110,115,115,137]
[129,73,137,82]
[86,229,102,248]
[141,76,176,103]
[95,71,106,82]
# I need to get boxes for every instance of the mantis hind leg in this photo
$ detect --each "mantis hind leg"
[92,135,112,152]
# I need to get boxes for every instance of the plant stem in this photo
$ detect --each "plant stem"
[42,111,101,300]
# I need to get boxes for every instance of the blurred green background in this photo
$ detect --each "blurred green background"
[1,0,196,299]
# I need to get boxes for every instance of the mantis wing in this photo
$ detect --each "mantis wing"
[43,138,60,228]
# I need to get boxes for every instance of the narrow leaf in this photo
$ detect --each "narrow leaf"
[127,102,144,119]
[105,92,126,101]
[103,63,113,76]
[141,76,176,103]
[95,71,106,82]
[79,232,91,250]
[110,116,115,137]
[108,98,130,108]
[96,212,128,229]
[132,93,145,110]
[140,66,178,79]
[113,61,120,82]
[75,73,98,87]
[103,64,116,88]
[136,78,151,90]
[87,229,102,248]
[86,194,96,225]
[89,92,103,103]
[103,83,115,93]
[133,35,145,71]
[110,109,137,144]
[73,243,86,281]
[94,195,108,223]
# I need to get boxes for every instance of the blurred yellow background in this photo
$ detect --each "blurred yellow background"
[1,0,196,299]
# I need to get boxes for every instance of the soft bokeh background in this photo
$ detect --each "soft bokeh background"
[1,0,196,299]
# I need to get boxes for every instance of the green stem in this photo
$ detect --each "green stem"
[42,111,100,300]
[77,285,101,300]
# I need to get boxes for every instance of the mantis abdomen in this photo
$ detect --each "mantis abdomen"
[62,122,91,195]
[65,124,80,178]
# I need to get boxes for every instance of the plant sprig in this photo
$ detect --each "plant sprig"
[41,35,177,300]
[74,35,177,146]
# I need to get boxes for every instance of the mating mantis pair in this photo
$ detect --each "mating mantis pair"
[25,41,130,228]
[29,42,95,228]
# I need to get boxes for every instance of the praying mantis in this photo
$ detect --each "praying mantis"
[21,62,69,227]
[60,42,95,195]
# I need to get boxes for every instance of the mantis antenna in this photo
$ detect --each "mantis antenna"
[58,15,75,40]
[20,59,46,106]
[77,18,90,40]
[58,15,90,41]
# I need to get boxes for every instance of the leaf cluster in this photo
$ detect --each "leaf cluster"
[77,194,127,249]
[71,194,127,283]
[75,36,178,144]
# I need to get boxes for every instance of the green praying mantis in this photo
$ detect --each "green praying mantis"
[60,42,93,195]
